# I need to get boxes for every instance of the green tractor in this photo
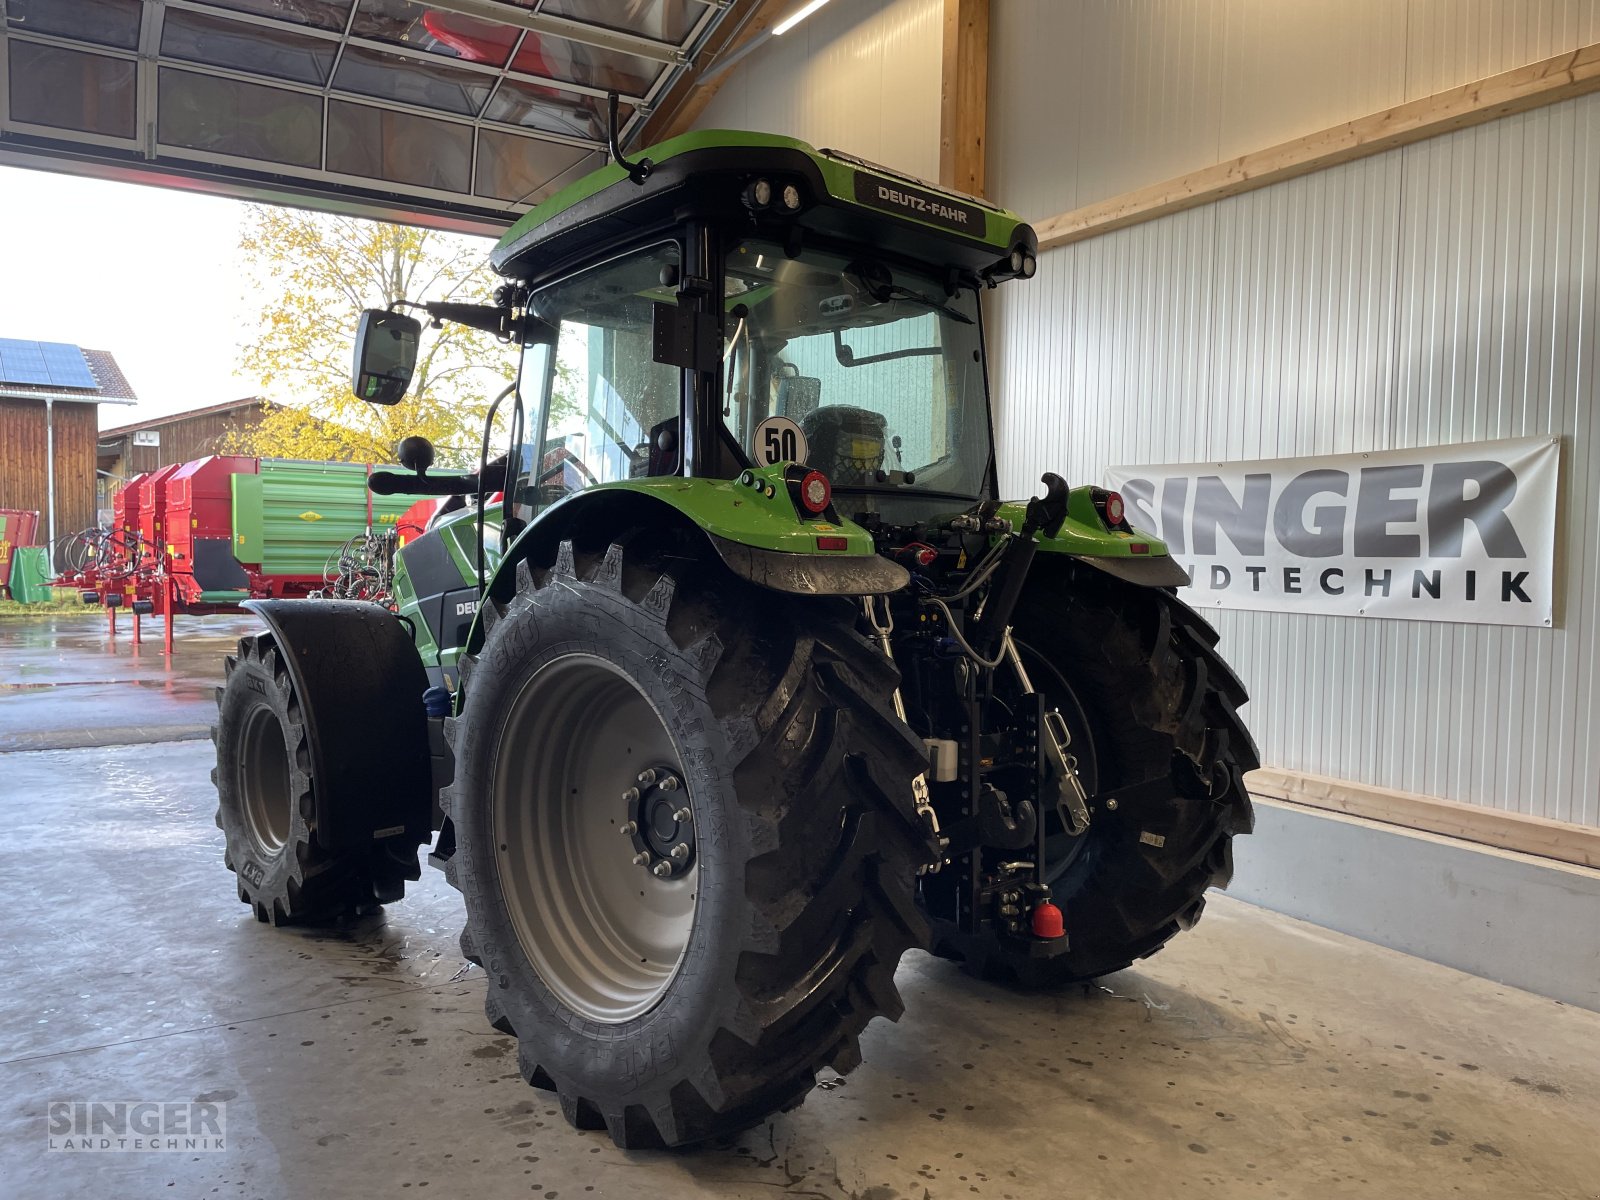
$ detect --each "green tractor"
[212,124,1257,1149]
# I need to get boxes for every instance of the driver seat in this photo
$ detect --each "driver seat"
[799,405,887,485]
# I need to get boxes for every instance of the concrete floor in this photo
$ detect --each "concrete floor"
[2,614,1599,1200]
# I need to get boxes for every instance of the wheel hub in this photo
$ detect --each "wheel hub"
[623,766,694,878]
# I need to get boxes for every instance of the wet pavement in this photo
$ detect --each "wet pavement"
[2,614,1599,1199]
[0,612,264,750]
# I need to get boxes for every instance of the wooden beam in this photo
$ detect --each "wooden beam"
[1036,41,1600,251]
[638,0,796,146]
[1248,767,1600,870]
[938,0,989,196]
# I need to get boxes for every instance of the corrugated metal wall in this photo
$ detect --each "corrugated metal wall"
[990,5,1600,829]
[990,0,1600,217]
[695,0,943,182]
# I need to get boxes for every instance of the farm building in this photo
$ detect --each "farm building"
[0,338,136,558]
[96,397,274,521]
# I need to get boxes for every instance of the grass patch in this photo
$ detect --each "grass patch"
[0,594,91,616]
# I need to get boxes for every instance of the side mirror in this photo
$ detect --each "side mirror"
[352,309,420,405]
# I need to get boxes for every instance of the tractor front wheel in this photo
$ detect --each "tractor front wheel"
[212,633,416,924]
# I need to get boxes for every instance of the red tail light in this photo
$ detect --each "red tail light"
[798,469,832,514]
[1104,490,1125,526]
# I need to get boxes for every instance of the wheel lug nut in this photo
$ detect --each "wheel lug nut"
[672,807,692,823]
[658,775,679,792]
[619,821,637,836]
[1105,798,1119,811]
[637,768,657,786]
[670,843,689,861]
[652,861,673,878]
[621,787,640,803]
[632,851,651,867]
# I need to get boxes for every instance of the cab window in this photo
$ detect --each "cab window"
[526,243,682,507]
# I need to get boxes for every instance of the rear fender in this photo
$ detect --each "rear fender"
[242,599,433,851]
[477,478,905,632]
[996,487,1190,589]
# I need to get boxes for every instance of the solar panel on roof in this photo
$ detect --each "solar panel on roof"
[0,339,49,385]
[0,339,97,389]
[39,342,97,388]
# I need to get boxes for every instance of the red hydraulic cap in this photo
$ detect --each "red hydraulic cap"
[1031,901,1065,939]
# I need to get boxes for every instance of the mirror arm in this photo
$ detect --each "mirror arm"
[368,469,476,497]
[399,301,559,346]
[409,301,508,337]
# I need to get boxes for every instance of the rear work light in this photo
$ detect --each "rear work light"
[798,469,832,514]
[744,178,773,210]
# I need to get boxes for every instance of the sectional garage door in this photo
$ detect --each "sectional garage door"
[0,0,735,231]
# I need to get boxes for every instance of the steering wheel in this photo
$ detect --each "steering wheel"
[535,455,599,490]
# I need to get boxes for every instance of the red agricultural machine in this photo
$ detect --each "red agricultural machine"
[51,455,415,651]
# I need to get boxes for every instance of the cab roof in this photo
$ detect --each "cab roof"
[490,130,1036,286]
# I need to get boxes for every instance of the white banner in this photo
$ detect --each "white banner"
[1106,436,1560,627]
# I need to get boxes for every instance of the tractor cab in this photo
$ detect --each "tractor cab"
[485,131,1038,528]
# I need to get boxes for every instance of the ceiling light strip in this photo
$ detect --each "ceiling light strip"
[772,0,833,36]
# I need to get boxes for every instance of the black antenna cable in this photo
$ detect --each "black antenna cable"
[606,92,653,185]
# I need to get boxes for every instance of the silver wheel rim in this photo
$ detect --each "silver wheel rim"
[240,705,291,853]
[492,653,697,1024]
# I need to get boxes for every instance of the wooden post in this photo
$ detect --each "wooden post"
[939,0,989,197]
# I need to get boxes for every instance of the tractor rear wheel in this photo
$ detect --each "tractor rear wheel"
[928,561,1258,983]
[441,537,932,1148]
[212,633,417,924]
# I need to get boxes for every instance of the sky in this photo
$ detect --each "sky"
[0,164,262,424]
[0,164,496,429]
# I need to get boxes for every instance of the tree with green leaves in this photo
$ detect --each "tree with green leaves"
[225,206,515,468]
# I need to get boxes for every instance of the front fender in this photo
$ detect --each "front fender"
[241,599,433,851]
